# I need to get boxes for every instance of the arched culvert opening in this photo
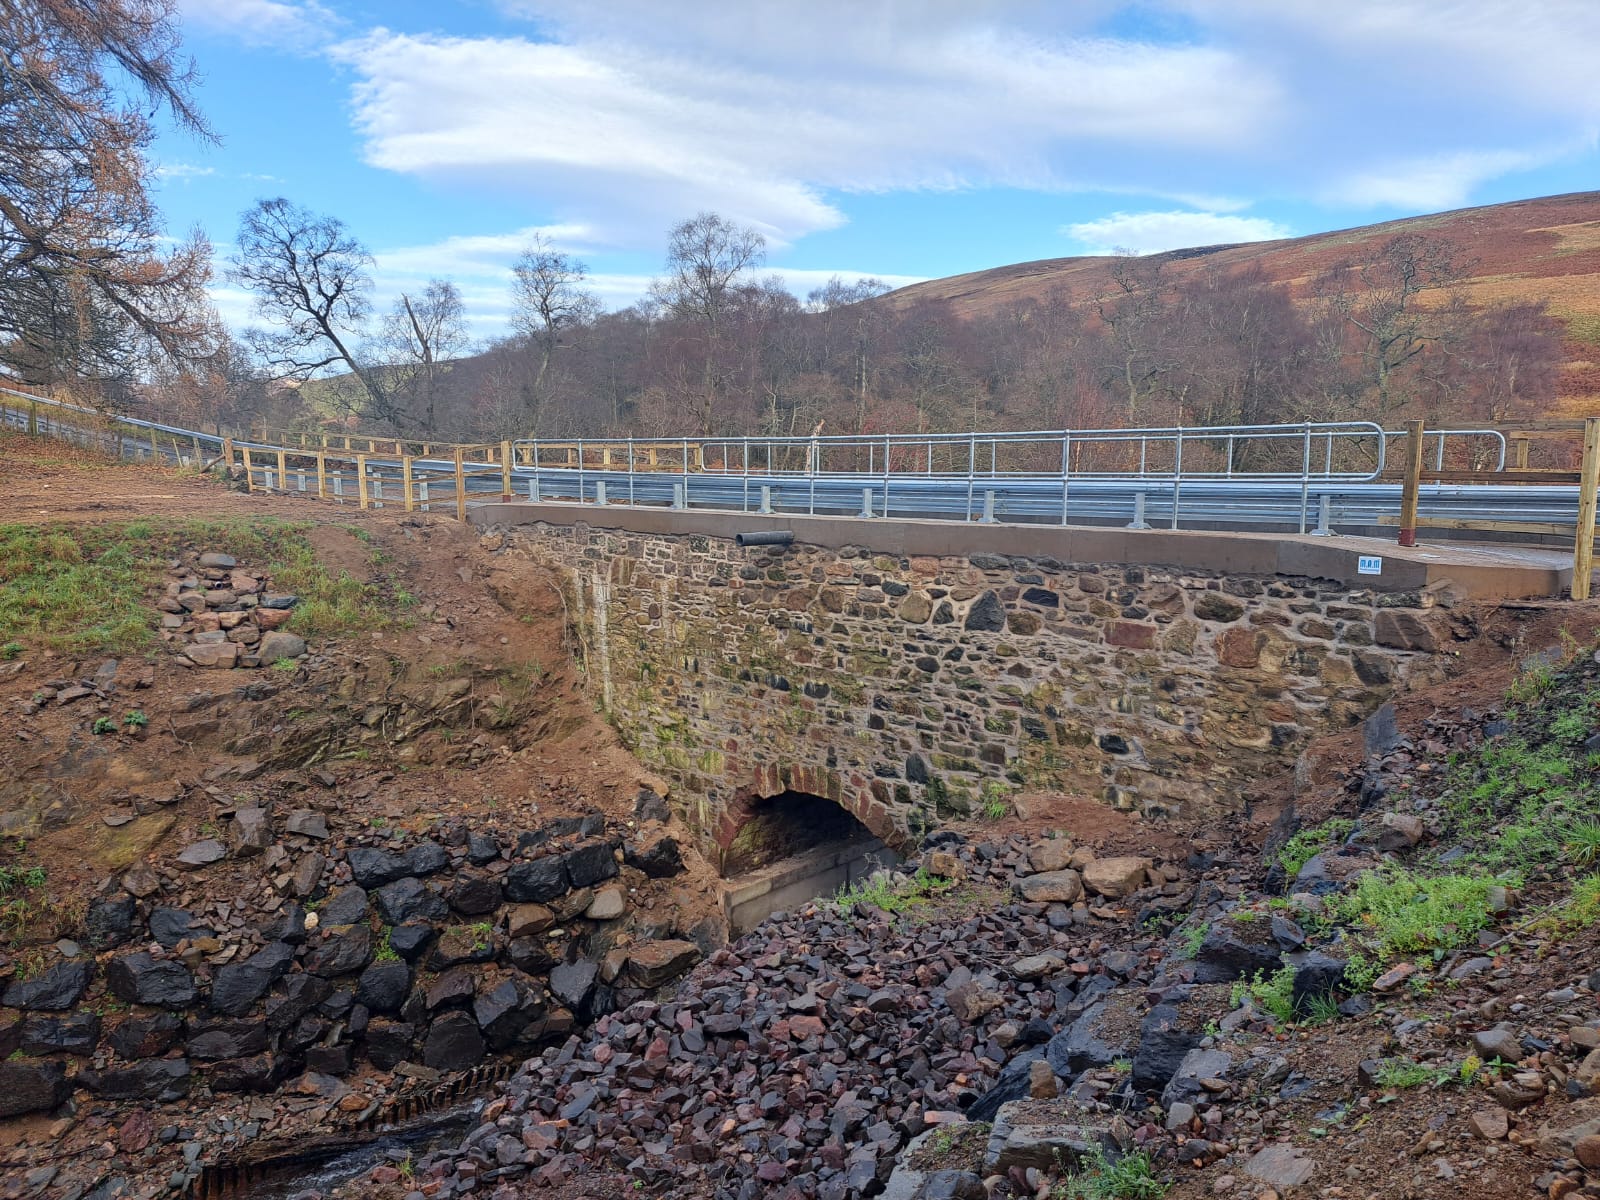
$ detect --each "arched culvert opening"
[718,790,902,934]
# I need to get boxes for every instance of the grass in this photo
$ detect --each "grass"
[831,868,955,916]
[374,927,400,964]
[1374,1059,1448,1090]
[1230,964,1297,1025]
[1053,1146,1168,1200]
[1277,817,1356,877]
[1329,867,1503,962]
[0,517,390,655]
[1178,922,1208,959]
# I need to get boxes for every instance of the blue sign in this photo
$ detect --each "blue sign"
[1357,555,1383,575]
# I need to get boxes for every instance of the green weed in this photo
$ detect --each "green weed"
[831,868,954,916]
[1374,1059,1447,1090]
[1230,965,1297,1025]
[123,710,147,728]
[1330,868,1503,962]
[1179,923,1208,959]
[1053,1146,1169,1200]
[0,642,20,659]
[1277,818,1356,877]
[91,717,117,735]
[374,927,400,964]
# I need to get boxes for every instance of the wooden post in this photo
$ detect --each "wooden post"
[356,454,370,509]
[222,437,234,475]
[500,440,513,498]
[1573,417,1600,600]
[150,425,159,461]
[276,448,288,492]
[1397,419,1425,547]
[402,455,415,512]
[1515,436,1531,471]
[316,452,327,500]
[27,400,37,436]
[454,447,467,521]
[242,446,255,493]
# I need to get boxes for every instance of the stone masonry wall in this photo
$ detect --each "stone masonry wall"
[500,522,1445,858]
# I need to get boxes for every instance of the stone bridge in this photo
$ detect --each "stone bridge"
[472,504,1547,862]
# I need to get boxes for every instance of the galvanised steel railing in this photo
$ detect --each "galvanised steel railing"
[1,385,1573,539]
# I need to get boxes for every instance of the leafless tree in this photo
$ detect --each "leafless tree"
[510,234,598,433]
[231,197,403,431]
[381,279,469,436]
[649,212,765,433]
[0,0,215,392]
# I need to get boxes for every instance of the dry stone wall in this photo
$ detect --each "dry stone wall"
[502,523,1444,856]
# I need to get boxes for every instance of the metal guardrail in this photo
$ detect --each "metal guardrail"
[5,385,1599,593]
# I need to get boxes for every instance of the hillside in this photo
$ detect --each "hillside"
[887,190,1600,416]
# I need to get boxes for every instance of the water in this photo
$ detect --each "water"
[228,1106,478,1200]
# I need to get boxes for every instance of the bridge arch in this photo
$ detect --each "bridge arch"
[712,764,901,876]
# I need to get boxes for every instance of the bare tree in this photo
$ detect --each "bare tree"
[381,279,469,436]
[0,0,215,392]
[649,212,765,433]
[231,198,402,430]
[510,234,597,433]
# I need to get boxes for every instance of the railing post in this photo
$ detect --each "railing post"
[965,434,976,521]
[628,440,636,508]
[760,485,773,515]
[1060,434,1071,526]
[242,447,254,492]
[1171,427,1184,530]
[399,455,411,511]
[454,447,467,521]
[594,480,607,506]
[277,449,288,493]
[1397,419,1425,547]
[1573,417,1600,600]
[501,440,513,499]
[356,454,370,510]
[1128,492,1151,530]
[222,437,234,475]
[883,433,892,519]
[1298,423,1312,535]
[1311,493,1333,537]
[577,439,585,505]
[979,490,996,524]
[316,452,327,500]
[860,488,874,519]
[671,483,685,510]
[27,400,37,437]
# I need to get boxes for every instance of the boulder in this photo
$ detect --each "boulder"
[107,1012,183,1058]
[422,1011,485,1071]
[355,962,412,1014]
[176,838,227,867]
[345,849,410,890]
[404,841,450,877]
[1016,869,1083,904]
[264,973,333,1032]
[427,926,496,971]
[965,1047,1046,1123]
[258,631,307,661]
[304,924,373,977]
[564,841,619,889]
[586,887,626,921]
[963,592,1005,632]
[1288,951,1347,1016]
[550,960,600,1012]
[1080,856,1151,899]
[0,1060,70,1117]
[2,960,92,1010]
[83,895,137,948]
[374,876,449,925]
[21,1012,101,1056]
[319,885,369,925]
[204,1053,278,1093]
[229,807,273,857]
[186,1019,269,1060]
[79,1058,191,1102]
[505,856,570,903]
[1193,920,1285,984]
[365,1020,416,1070]
[1242,1144,1316,1189]
[107,953,197,1009]
[149,906,212,949]
[388,923,436,963]
[1047,1000,1137,1076]
[624,940,702,989]
[285,810,329,839]
[447,874,503,916]
[1161,1047,1234,1108]
[625,834,684,878]
[1026,840,1074,874]
[466,832,501,865]
[1131,1003,1201,1094]
[506,904,555,939]
[984,1100,1113,1174]
[210,942,296,1015]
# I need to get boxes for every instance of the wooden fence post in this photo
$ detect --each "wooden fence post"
[500,440,513,498]
[222,437,234,475]
[402,455,415,512]
[316,452,327,500]
[1573,418,1600,601]
[454,447,467,521]
[27,400,38,436]
[1397,419,1425,547]
[242,446,255,493]
[356,454,370,509]
[276,449,288,492]
[149,426,159,461]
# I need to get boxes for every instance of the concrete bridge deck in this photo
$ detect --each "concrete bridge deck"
[471,500,1585,601]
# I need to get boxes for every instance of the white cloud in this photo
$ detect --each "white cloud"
[155,163,216,180]
[1319,149,1549,211]
[1063,210,1291,254]
[179,0,337,49]
[328,14,1278,246]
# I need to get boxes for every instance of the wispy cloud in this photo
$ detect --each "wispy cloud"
[155,163,216,181]
[1063,210,1292,255]
[178,0,339,50]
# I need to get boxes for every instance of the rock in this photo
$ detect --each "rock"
[149,906,212,949]
[586,887,626,920]
[291,853,326,897]
[1470,1108,1510,1140]
[264,973,333,1032]
[422,1011,485,1071]
[923,850,965,880]
[21,1012,101,1056]
[105,953,196,1011]
[229,806,272,857]
[1575,1134,1600,1170]
[505,856,570,903]
[1161,1048,1233,1108]
[185,643,239,668]
[122,865,161,898]
[1473,1025,1523,1063]
[1016,869,1083,904]
[211,942,296,1015]
[1375,609,1441,652]
[0,1060,70,1117]
[355,962,412,1014]
[1242,1144,1315,1189]
[285,810,329,839]
[625,834,684,878]
[1363,701,1401,756]
[186,1018,269,1060]
[1194,592,1245,623]
[1010,953,1065,982]
[1193,922,1284,984]
[346,849,410,890]
[1535,1098,1600,1158]
[507,904,555,939]
[320,885,369,925]
[1080,856,1151,898]
[176,838,227,867]
[1026,839,1074,874]
[404,840,450,876]
[107,1012,183,1058]
[83,895,137,947]
[1288,950,1347,1016]
[1374,811,1424,850]
[984,1100,1111,1173]
[965,1049,1045,1123]
[550,960,599,1012]
[2,960,92,1010]
[447,874,503,916]
[1047,1001,1136,1075]
[1131,1003,1201,1094]
[78,1059,191,1102]
[1372,962,1417,992]
[427,926,496,971]
[964,592,1005,632]
[374,876,449,925]
[1027,1059,1058,1100]
[305,924,374,978]
[387,923,436,962]
[564,841,619,888]
[198,552,237,568]
[467,832,501,865]
[365,1020,416,1070]
[258,631,307,661]
[624,940,702,988]
[946,981,1005,1024]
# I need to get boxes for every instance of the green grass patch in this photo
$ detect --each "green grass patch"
[831,868,955,916]
[0,518,388,655]
[1277,817,1356,877]
[1329,867,1504,962]
[1230,964,1297,1024]
[1053,1146,1169,1200]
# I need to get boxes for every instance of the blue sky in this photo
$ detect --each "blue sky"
[158,0,1600,341]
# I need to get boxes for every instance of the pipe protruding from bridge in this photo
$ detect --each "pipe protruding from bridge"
[735,530,795,548]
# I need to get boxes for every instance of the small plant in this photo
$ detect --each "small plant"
[1109,1057,1132,1075]
[397,1153,414,1182]
[831,868,954,916]
[123,709,148,728]
[374,927,400,964]
[91,716,117,735]
[1300,992,1342,1026]
[1230,965,1297,1025]
[0,642,21,659]
[978,780,1012,821]
[1179,923,1208,959]
[1277,817,1356,876]
[1330,867,1504,963]
[1563,819,1600,867]
[1507,661,1555,705]
[1458,1054,1484,1086]
[272,657,297,672]
[470,921,493,951]
[1053,1145,1169,1200]
[1202,1019,1222,1039]
[1231,909,1256,923]
[1374,1059,1448,1090]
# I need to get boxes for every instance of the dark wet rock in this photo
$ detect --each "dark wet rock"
[211,942,296,1015]
[404,841,450,877]
[625,835,684,879]
[264,973,333,1032]
[108,1012,183,1058]
[1047,1001,1136,1076]
[186,1018,269,1060]
[966,1047,1047,1123]
[388,923,436,962]
[2,960,92,1010]
[425,968,477,1012]
[84,895,137,948]
[1131,1003,1201,1094]
[504,856,569,903]
[304,924,373,977]
[550,960,599,1012]
[149,906,213,949]
[346,848,411,889]
[268,903,309,946]
[319,886,369,926]
[364,1020,416,1070]
[0,1060,70,1117]
[1363,701,1401,757]
[355,962,412,1014]
[466,832,501,865]
[1161,1047,1234,1107]
[79,1058,190,1102]
[563,841,619,889]
[374,876,449,925]
[305,1044,354,1076]
[21,1012,101,1056]
[447,874,502,915]
[422,1011,485,1071]
[1192,921,1285,984]
[1289,951,1348,1016]
[474,980,539,1051]
[204,1053,278,1093]
[107,952,197,1009]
